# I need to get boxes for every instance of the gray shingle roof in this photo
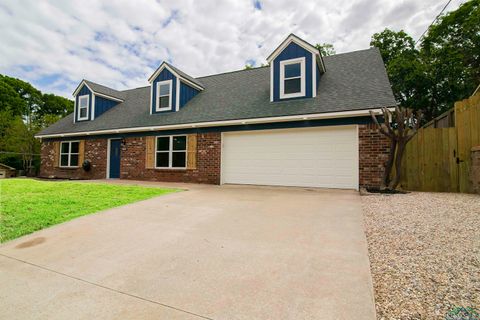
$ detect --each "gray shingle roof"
[84,80,126,100]
[39,47,396,136]
[164,63,204,89]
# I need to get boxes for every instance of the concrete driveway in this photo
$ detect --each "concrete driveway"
[0,182,376,320]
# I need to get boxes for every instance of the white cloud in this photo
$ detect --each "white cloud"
[0,0,464,98]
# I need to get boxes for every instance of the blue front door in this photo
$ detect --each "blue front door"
[109,139,121,179]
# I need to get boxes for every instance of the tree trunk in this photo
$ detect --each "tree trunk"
[382,139,397,190]
[388,139,407,190]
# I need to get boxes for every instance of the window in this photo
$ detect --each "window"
[60,141,80,167]
[279,57,306,99]
[78,95,89,120]
[155,135,187,168]
[156,80,172,111]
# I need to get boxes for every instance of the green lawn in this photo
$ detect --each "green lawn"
[0,179,178,242]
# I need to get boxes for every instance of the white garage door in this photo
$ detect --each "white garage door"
[221,126,359,189]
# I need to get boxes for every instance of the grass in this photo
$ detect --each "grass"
[0,179,178,243]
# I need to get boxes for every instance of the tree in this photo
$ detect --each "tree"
[315,43,335,56]
[370,29,416,65]
[0,73,74,172]
[39,94,73,127]
[0,76,27,116]
[40,94,74,117]
[3,116,39,174]
[370,107,421,190]
[244,62,267,70]
[421,0,480,115]
[1,75,43,124]
[370,29,432,115]
[370,0,480,121]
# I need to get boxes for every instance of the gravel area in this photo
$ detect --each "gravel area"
[361,192,480,319]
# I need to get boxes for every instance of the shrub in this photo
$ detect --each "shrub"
[445,307,479,320]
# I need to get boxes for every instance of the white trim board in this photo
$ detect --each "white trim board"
[94,91,124,102]
[59,140,80,168]
[91,93,96,120]
[279,57,306,99]
[156,80,173,112]
[149,82,153,115]
[73,80,94,97]
[73,95,76,124]
[267,34,319,63]
[154,134,187,170]
[312,52,317,98]
[106,138,112,179]
[72,80,124,102]
[176,80,181,111]
[269,64,274,102]
[77,94,90,121]
[35,108,393,138]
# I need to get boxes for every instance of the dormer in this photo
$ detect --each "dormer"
[72,80,125,123]
[148,62,204,114]
[267,34,326,102]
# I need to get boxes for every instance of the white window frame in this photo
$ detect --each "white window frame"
[59,141,80,168]
[154,135,187,169]
[77,95,89,121]
[156,80,173,112]
[279,57,306,99]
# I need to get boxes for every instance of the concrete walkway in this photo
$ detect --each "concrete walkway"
[0,182,376,319]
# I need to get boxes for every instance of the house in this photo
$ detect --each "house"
[36,34,396,190]
[0,163,16,179]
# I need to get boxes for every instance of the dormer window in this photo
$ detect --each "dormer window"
[267,34,325,102]
[78,95,89,120]
[280,57,305,99]
[156,80,172,111]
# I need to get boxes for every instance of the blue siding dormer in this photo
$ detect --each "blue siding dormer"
[148,62,204,113]
[272,42,314,101]
[95,96,119,118]
[151,68,177,114]
[75,85,92,122]
[179,82,199,108]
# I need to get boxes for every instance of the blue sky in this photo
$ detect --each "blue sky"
[0,0,463,98]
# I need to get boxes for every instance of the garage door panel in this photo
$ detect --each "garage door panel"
[222,126,358,189]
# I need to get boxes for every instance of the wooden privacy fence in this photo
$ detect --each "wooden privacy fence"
[399,93,480,193]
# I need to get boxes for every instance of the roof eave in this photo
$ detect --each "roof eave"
[72,80,125,102]
[72,80,92,97]
[266,34,321,63]
[35,107,395,139]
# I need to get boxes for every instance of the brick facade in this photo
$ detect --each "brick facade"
[358,123,390,188]
[120,132,221,184]
[40,133,222,184]
[40,139,107,179]
[40,126,389,188]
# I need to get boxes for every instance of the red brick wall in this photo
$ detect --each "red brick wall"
[40,127,388,188]
[119,132,221,184]
[358,123,390,188]
[40,139,107,179]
